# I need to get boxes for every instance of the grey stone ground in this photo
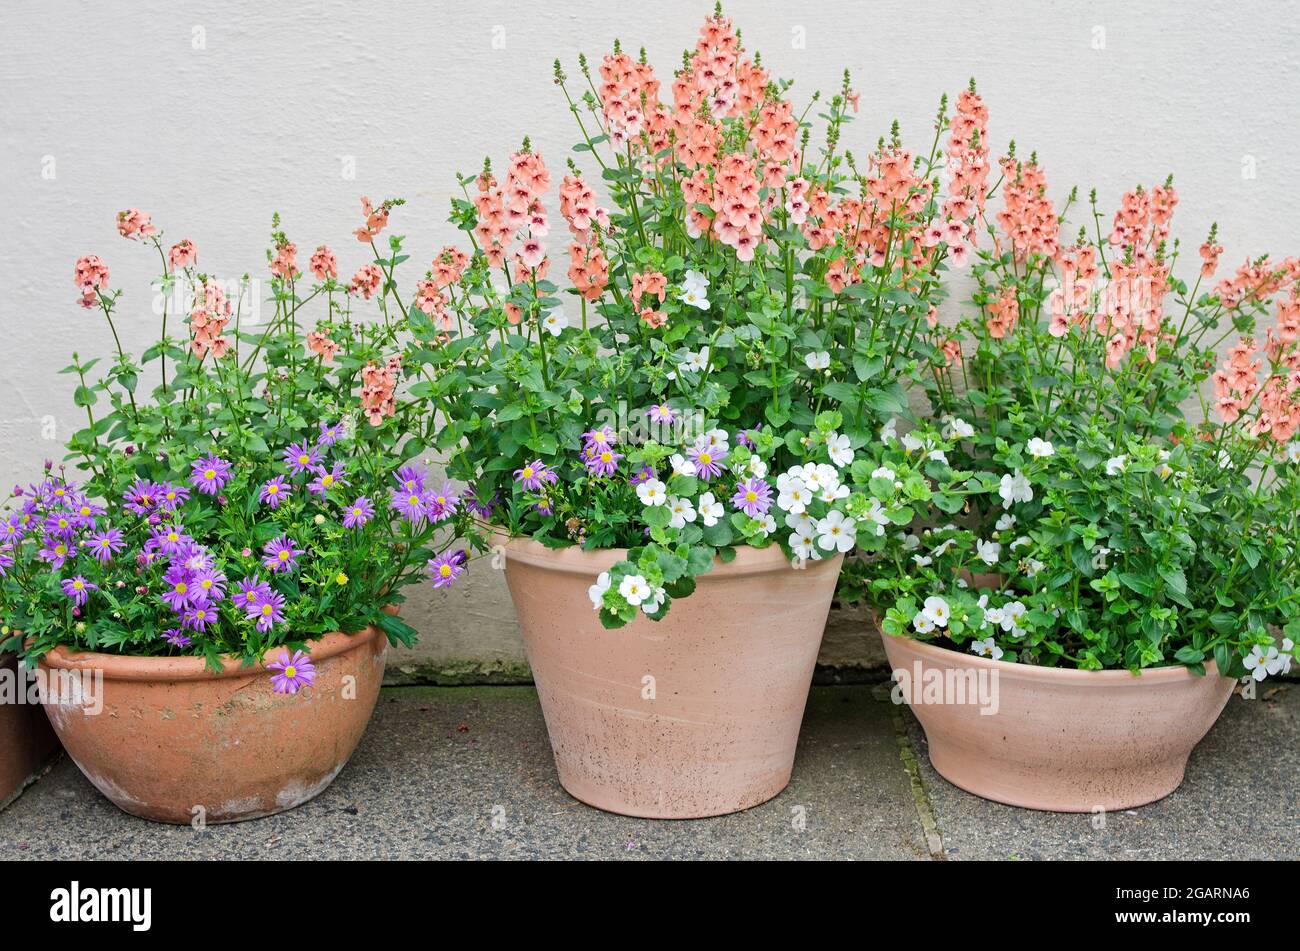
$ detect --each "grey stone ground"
[1,683,1295,860]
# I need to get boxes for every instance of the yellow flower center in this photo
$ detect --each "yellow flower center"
[352,508,361,517]
[262,603,273,616]
[73,581,84,590]
[408,495,420,506]
[745,491,757,502]
[439,565,452,578]
[322,474,334,486]
[268,484,279,494]
[600,451,612,463]
[55,544,67,556]
[204,469,216,480]
[167,532,178,543]
[522,467,534,479]
[298,455,310,465]
[201,579,212,590]
[336,572,348,585]
[699,452,712,465]
[175,583,187,594]
[284,665,297,679]
[278,550,290,561]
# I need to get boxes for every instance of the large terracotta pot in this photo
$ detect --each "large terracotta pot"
[500,537,843,818]
[38,625,387,824]
[881,631,1236,811]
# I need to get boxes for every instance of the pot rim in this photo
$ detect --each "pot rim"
[881,630,1226,684]
[37,624,384,683]
[492,531,843,578]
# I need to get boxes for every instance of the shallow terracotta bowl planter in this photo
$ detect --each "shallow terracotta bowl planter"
[38,625,388,824]
[501,537,843,819]
[881,631,1236,812]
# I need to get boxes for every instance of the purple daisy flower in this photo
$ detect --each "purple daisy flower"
[122,478,162,515]
[736,427,759,449]
[0,515,27,544]
[425,484,458,523]
[582,445,623,478]
[88,527,125,563]
[193,568,227,603]
[393,465,426,494]
[68,495,106,529]
[307,462,348,497]
[234,576,272,611]
[514,459,558,492]
[262,535,303,574]
[157,482,191,513]
[252,590,286,633]
[183,603,217,632]
[533,496,554,516]
[42,510,77,539]
[61,575,97,607]
[150,523,192,557]
[687,439,727,481]
[629,464,656,486]
[731,477,773,517]
[0,549,12,578]
[260,476,291,509]
[317,420,344,446]
[342,496,375,529]
[162,628,192,648]
[646,403,678,425]
[268,649,316,694]
[173,542,214,573]
[190,455,232,495]
[284,441,321,476]
[38,538,74,570]
[428,552,466,588]
[161,565,196,610]
[582,425,618,452]
[391,487,428,525]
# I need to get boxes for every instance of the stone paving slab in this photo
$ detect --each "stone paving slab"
[902,684,1299,861]
[0,686,928,860]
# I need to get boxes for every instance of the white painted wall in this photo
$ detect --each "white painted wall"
[3,0,1298,677]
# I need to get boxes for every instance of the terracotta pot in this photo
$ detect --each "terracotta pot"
[0,653,60,809]
[500,537,843,818]
[38,625,388,824]
[880,631,1236,811]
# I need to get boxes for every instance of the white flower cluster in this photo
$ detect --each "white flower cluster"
[910,593,1028,663]
[773,438,857,560]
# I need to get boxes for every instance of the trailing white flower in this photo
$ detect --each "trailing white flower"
[697,491,724,527]
[1105,454,1128,475]
[1026,437,1054,458]
[815,510,857,553]
[804,350,830,371]
[542,312,569,336]
[636,478,667,506]
[618,574,650,607]
[826,431,853,466]
[970,637,1004,660]
[588,571,611,610]
[679,270,710,310]
[666,495,697,528]
[921,595,951,628]
[998,469,1033,508]
[976,539,1001,565]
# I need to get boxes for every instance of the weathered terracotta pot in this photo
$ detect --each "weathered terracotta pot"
[500,537,843,818]
[38,625,387,824]
[881,631,1236,811]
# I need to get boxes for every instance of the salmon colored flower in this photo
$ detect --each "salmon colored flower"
[270,242,299,280]
[74,255,110,308]
[353,196,390,242]
[116,208,156,240]
[310,245,337,281]
[350,263,383,299]
[168,239,197,270]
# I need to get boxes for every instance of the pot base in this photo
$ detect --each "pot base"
[882,631,1235,813]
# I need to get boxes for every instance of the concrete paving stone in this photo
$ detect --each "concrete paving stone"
[0,686,929,861]
[902,684,1300,861]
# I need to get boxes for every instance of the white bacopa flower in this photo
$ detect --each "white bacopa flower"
[670,453,696,478]
[826,431,854,466]
[944,416,975,440]
[1243,644,1280,681]
[681,347,711,373]
[804,350,831,371]
[747,457,767,478]
[618,574,649,607]
[789,524,820,561]
[880,417,899,444]
[697,491,724,527]
[756,512,778,537]
[819,482,850,503]
[1026,437,1054,458]
[776,476,809,514]
[667,495,697,528]
[680,270,711,310]
[901,432,924,453]
[921,596,951,628]
[970,637,1004,660]
[900,532,921,551]
[642,585,667,615]
[542,312,569,336]
[976,539,1002,565]
[815,510,858,553]
[1287,444,1300,464]
[636,478,667,506]
[928,448,949,465]
[1002,601,1027,631]
[588,571,611,610]
[1106,454,1128,476]
[1024,557,1046,577]
[864,498,891,536]
[871,466,896,481]
[912,553,933,567]
[1217,450,1233,470]
[995,513,1017,532]
[998,469,1033,508]
[983,606,1006,628]
[912,612,935,634]
[1279,638,1295,675]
